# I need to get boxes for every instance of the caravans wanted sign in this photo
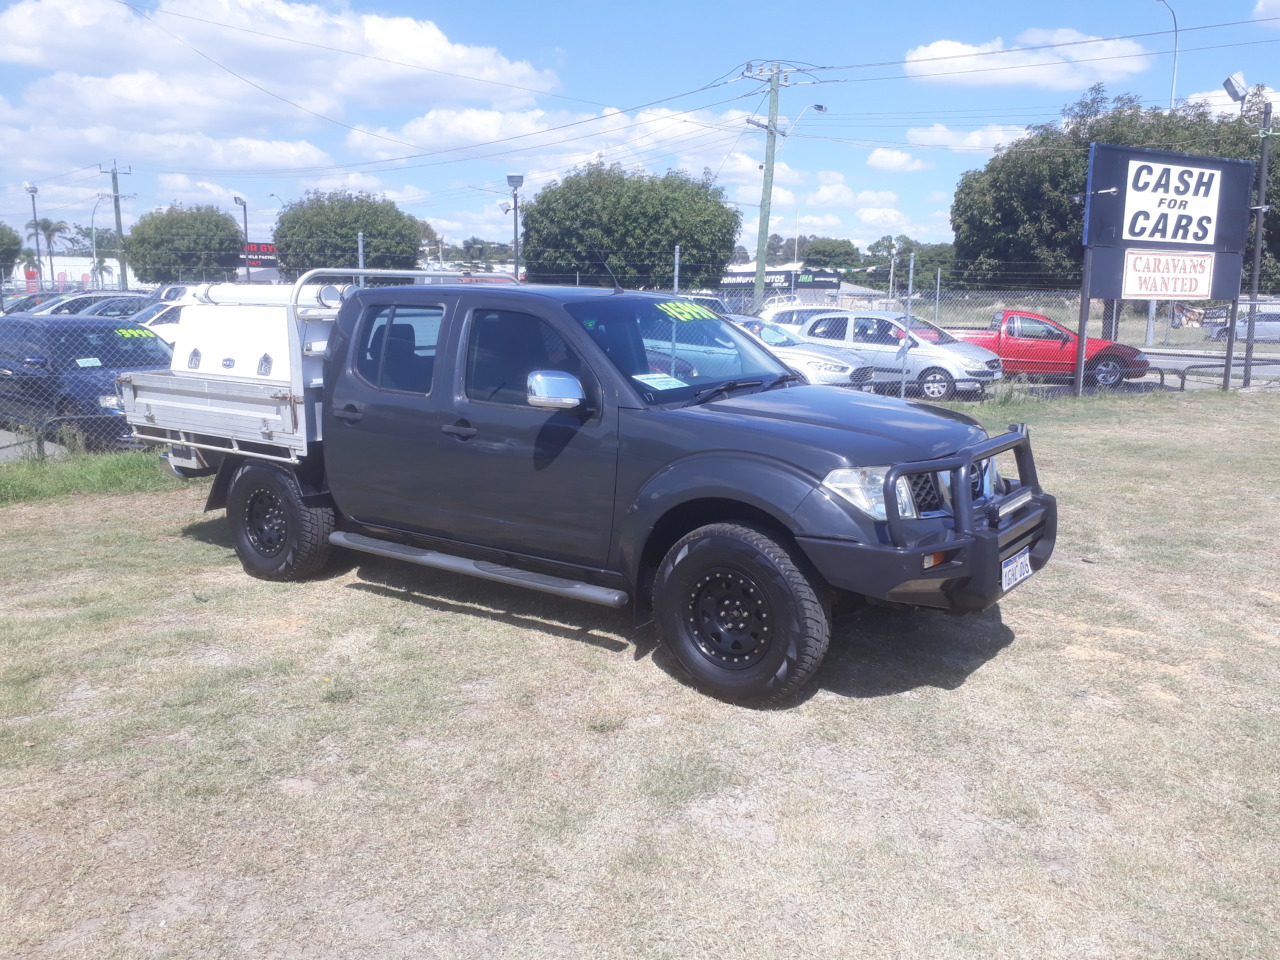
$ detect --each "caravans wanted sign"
[1082,144,1254,300]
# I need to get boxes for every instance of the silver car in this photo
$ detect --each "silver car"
[732,318,873,389]
[796,310,1002,400]
[1206,312,1280,342]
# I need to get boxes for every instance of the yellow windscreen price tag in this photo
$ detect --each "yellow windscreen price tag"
[655,301,719,322]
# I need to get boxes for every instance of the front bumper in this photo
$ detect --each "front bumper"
[795,426,1057,613]
[797,493,1056,612]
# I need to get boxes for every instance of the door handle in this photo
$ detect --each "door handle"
[442,421,477,439]
[333,405,364,424]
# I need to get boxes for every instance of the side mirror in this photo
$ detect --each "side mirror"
[22,356,50,370]
[527,370,585,409]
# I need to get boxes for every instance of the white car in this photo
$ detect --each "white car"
[796,310,1002,401]
[129,301,185,344]
[758,303,853,327]
[732,318,873,389]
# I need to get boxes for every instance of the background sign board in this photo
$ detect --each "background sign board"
[242,242,278,268]
[1082,144,1254,300]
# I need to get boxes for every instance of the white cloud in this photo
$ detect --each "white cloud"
[1182,86,1277,117]
[1255,1,1280,18]
[856,208,910,230]
[855,190,899,206]
[907,123,1025,153]
[867,148,930,172]
[905,29,1149,90]
[806,183,858,208]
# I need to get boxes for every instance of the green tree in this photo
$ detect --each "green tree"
[273,190,422,277]
[520,162,740,289]
[125,205,244,283]
[0,222,21,285]
[952,84,1278,289]
[802,237,861,270]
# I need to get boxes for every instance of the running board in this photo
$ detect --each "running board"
[329,531,630,608]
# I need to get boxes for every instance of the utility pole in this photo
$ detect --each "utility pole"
[673,244,681,294]
[749,63,781,314]
[1243,99,1272,387]
[100,160,131,290]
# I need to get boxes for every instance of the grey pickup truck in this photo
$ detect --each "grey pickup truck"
[122,270,1057,705]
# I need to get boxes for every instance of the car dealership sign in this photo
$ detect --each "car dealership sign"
[1082,144,1254,300]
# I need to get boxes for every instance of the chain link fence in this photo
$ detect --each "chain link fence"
[0,314,173,461]
[693,285,1280,393]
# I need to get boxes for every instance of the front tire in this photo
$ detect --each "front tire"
[654,523,831,706]
[226,462,335,581]
[1087,355,1126,388]
[918,367,956,401]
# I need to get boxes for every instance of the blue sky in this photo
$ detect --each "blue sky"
[3,0,1280,258]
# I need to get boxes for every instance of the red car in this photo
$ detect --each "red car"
[951,310,1149,387]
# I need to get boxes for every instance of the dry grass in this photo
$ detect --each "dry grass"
[2,390,1278,960]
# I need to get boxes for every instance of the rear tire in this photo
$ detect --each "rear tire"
[226,462,334,581]
[654,523,831,706]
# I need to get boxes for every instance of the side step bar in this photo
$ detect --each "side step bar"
[330,531,630,608]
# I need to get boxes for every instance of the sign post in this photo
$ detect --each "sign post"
[1078,144,1254,394]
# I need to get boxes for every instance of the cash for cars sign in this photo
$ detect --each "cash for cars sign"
[1082,144,1254,301]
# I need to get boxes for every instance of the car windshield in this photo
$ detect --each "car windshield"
[898,315,959,345]
[46,325,173,371]
[755,322,803,347]
[130,302,173,325]
[564,296,789,405]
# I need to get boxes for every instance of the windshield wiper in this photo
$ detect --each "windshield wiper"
[685,378,764,407]
[763,372,806,391]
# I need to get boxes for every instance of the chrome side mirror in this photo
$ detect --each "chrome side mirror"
[527,370,585,409]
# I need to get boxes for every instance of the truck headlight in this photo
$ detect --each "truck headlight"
[97,394,123,411]
[823,466,919,521]
[806,360,849,374]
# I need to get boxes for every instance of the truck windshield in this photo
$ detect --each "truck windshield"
[564,296,789,405]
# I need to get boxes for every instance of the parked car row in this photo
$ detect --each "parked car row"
[0,314,173,448]
[684,294,1170,397]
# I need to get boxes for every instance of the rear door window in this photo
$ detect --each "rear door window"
[354,303,442,394]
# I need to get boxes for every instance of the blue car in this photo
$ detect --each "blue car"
[0,315,173,449]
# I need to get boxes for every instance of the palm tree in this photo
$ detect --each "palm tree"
[26,218,70,283]
[91,257,114,285]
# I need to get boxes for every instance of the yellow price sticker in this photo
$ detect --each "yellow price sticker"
[655,301,719,322]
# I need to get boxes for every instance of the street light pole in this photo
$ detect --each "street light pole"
[234,196,250,283]
[90,193,108,287]
[1155,0,1179,111]
[24,183,41,290]
[1244,99,1273,387]
[507,173,524,281]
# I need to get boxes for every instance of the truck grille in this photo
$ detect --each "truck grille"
[910,459,991,515]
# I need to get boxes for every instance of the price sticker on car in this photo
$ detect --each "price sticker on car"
[1001,547,1034,592]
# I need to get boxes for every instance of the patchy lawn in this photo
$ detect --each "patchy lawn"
[2,390,1278,960]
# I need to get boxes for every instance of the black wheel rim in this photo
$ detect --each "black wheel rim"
[244,487,287,557]
[685,568,773,669]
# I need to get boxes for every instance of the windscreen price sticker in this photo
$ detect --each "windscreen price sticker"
[1121,250,1216,299]
[1122,160,1221,245]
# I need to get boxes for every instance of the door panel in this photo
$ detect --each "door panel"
[428,306,618,567]
[324,302,446,530]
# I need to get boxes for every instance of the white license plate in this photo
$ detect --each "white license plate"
[1001,547,1034,592]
